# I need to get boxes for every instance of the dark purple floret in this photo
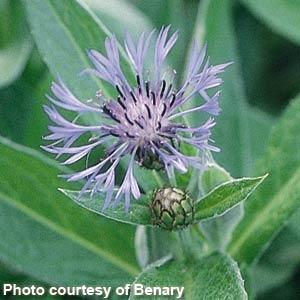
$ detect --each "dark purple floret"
[42,26,230,211]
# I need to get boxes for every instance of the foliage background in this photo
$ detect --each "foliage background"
[1,0,300,299]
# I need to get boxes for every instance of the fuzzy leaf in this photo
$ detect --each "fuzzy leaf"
[129,253,247,300]
[83,0,152,39]
[201,164,232,193]
[229,95,300,265]
[242,0,300,45]
[0,40,32,89]
[195,175,266,221]
[24,0,109,99]
[0,137,139,286]
[200,164,244,251]
[0,1,32,88]
[187,0,273,177]
[134,226,171,269]
[61,189,152,226]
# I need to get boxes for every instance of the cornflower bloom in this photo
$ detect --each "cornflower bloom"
[43,26,230,211]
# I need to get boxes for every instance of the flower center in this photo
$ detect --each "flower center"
[101,76,178,169]
[103,76,177,146]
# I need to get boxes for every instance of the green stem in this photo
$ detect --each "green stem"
[169,167,177,187]
[170,230,190,261]
[173,226,209,261]
[192,224,206,242]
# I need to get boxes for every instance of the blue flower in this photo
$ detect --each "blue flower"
[42,26,230,211]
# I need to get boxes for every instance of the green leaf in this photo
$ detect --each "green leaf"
[201,164,232,194]
[129,0,199,77]
[135,226,171,269]
[0,1,32,88]
[257,278,300,300]
[0,39,32,89]
[199,164,245,251]
[130,0,171,27]
[162,1,200,77]
[23,72,52,149]
[252,226,300,294]
[24,0,106,99]
[61,189,152,226]
[191,0,251,176]
[0,79,34,144]
[0,201,132,290]
[0,137,139,285]
[130,253,247,300]
[247,108,275,162]
[229,94,300,265]
[83,0,152,39]
[249,206,300,295]
[0,58,50,148]
[195,175,266,221]
[0,262,26,285]
[67,167,265,227]
[189,0,273,177]
[241,0,300,45]
[201,205,244,252]
[0,263,64,300]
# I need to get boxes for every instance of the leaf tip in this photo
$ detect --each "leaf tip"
[58,188,69,197]
[257,173,269,184]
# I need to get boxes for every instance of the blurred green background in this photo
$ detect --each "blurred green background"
[1,0,300,299]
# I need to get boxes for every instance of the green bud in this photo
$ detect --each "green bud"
[150,187,194,230]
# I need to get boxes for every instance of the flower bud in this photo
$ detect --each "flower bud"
[150,187,194,230]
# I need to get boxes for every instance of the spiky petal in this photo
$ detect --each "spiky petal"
[43,26,230,211]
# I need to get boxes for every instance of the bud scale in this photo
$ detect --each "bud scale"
[150,187,194,230]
